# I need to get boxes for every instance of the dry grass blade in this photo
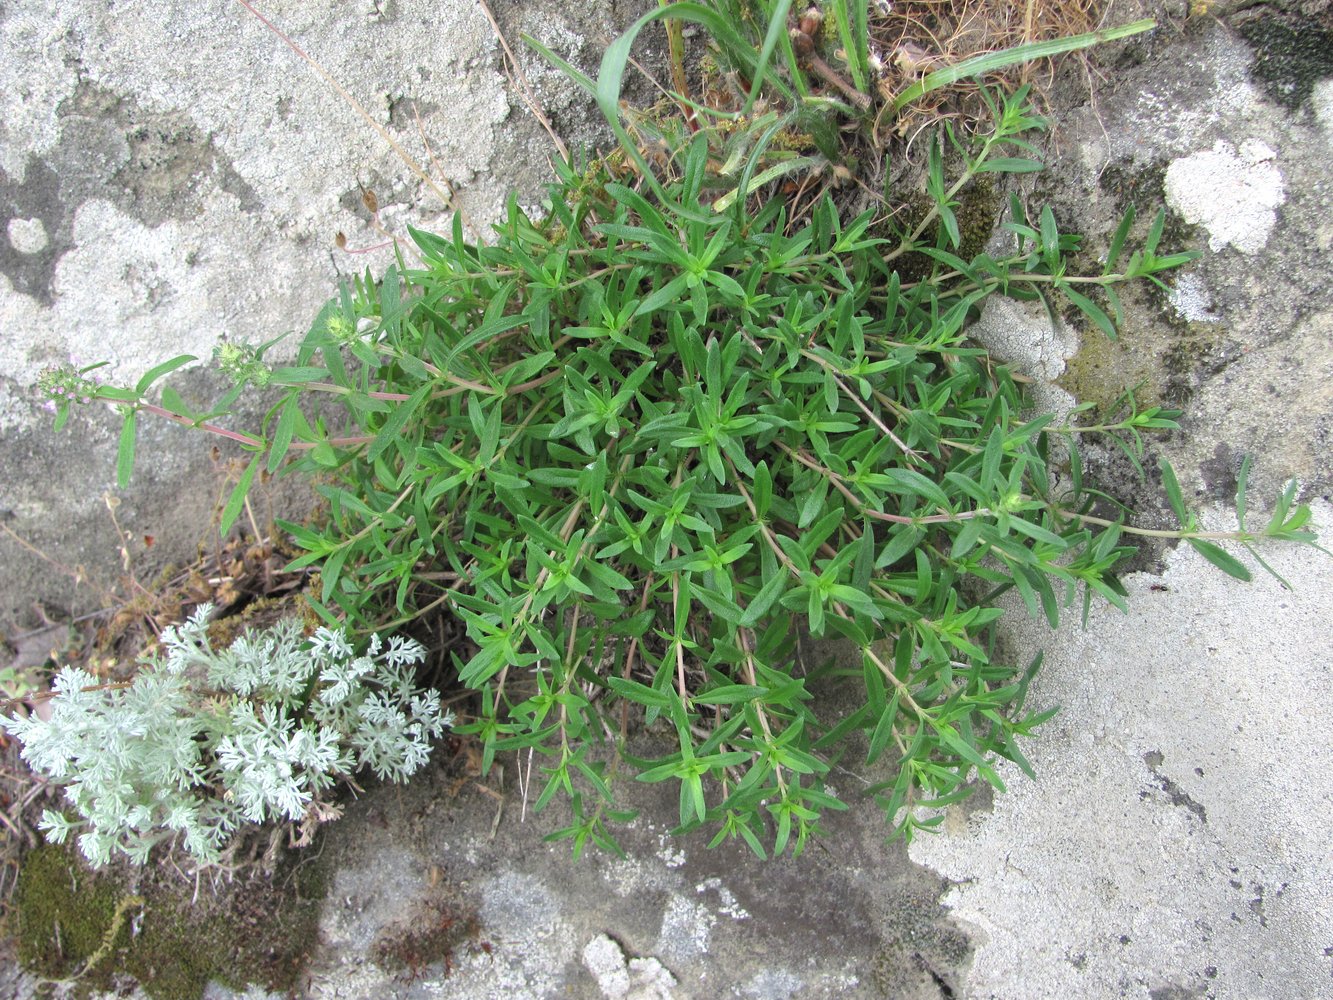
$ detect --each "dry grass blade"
[476,0,570,161]
[871,0,1109,138]
[233,0,456,211]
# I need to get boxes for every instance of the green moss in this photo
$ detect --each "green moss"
[955,177,1002,260]
[893,176,1002,285]
[201,591,320,651]
[12,840,329,999]
[1057,315,1225,412]
[15,843,126,981]
[1057,323,1153,409]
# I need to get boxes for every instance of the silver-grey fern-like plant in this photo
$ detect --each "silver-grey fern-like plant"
[1,605,452,868]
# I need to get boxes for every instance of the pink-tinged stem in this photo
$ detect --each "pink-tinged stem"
[137,402,264,449]
[288,435,374,450]
[141,400,374,453]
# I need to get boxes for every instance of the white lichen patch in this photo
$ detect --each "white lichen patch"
[1168,272,1219,323]
[655,893,715,964]
[1313,79,1333,141]
[655,831,687,869]
[965,296,1078,428]
[695,877,751,921]
[741,968,807,999]
[1164,139,1286,254]
[604,855,682,898]
[7,218,49,255]
[1,196,299,385]
[967,296,1075,382]
[582,934,677,1000]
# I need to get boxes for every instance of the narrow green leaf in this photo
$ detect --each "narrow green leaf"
[1159,457,1189,524]
[1104,203,1135,274]
[753,460,773,518]
[1039,205,1059,255]
[740,571,787,628]
[1104,283,1125,326]
[635,273,692,317]
[881,468,950,509]
[267,395,300,473]
[877,525,924,569]
[479,398,503,464]
[607,676,674,711]
[220,451,263,536]
[368,384,430,463]
[859,691,898,769]
[980,425,1004,491]
[693,684,768,706]
[1187,539,1251,581]
[1265,479,1297,534]
[975,157,1044,174]
[1144,207,1166,257]
[134,355,196,395]
[442,312,529,368]
[1063,286,1118,341]
[116,410,137,489]
[797,477,828,529]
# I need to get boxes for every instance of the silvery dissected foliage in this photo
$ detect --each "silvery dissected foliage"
[1,605,451,868]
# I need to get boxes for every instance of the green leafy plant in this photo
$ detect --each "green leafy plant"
[34,8,1319,859]
[2,606,451,868]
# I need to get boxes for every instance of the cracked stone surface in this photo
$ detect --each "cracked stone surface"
[909,502,1333,999]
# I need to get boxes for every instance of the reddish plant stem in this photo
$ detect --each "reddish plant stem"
[135,402,264,449]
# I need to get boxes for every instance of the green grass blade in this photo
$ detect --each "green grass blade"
[892,19,1156,112]
[596,2,795,210]
[712,154,824,212]
[852,0,869,97]
[742,0,794,116]
[828,0,866,93]
[522,34,596,97]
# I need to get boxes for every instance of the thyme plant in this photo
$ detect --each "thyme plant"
[33,21,1317,857]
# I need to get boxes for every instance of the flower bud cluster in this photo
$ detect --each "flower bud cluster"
[213,341,273,388]
[37,364,103,407]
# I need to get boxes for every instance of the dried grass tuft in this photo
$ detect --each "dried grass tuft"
[870,0,1104,144]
